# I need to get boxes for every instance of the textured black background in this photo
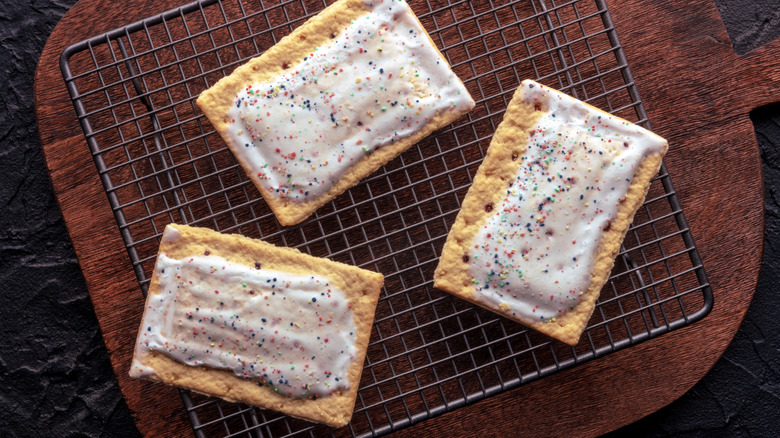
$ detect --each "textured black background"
[0,1,777,436]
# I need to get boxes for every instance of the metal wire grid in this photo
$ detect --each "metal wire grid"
[59,0,713,436]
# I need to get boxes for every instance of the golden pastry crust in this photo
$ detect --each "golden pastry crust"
[130,224,383,427]
[434,80,667,345]
[196,0,474,226]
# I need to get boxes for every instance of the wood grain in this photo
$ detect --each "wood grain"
[34,0,777,436]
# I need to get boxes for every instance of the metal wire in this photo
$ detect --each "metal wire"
[60,0,713,436]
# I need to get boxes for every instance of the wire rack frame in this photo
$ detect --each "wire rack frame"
[60,0,713,436]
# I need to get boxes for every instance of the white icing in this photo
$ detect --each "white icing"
[467,81,666,323]
[161,224,182,243]
[225,0,474,202]
[130,252,357,399]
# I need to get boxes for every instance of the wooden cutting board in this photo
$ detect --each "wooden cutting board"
[34,0,778,436]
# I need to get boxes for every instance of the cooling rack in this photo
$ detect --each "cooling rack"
[60,0,713,436]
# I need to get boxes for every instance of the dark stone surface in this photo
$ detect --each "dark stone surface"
[714,0,780,55]
[0,0,776,436]
[0,1,139,436]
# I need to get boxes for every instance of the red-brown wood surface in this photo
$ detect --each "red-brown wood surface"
[35,0,778,436]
